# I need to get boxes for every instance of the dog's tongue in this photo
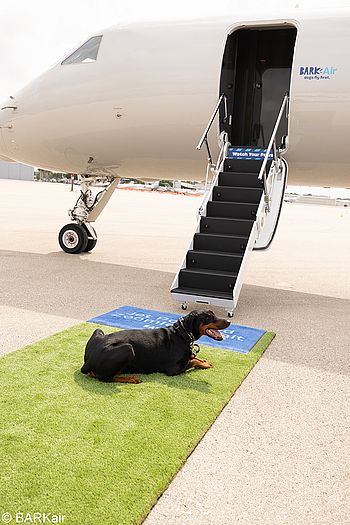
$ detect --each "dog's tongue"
[205,328,223,341]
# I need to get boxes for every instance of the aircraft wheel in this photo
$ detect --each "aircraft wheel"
[82,224,97,252]
[58,223,88,254]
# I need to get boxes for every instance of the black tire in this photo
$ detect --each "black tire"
[84,238,97,252]
[82,224,97,252]
[58,223,89,254]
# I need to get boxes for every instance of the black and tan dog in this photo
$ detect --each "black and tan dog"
[81,310,230,384]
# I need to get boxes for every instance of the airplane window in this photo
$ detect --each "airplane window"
[61,36,102,65]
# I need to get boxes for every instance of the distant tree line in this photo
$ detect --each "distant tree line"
[35,169,68,182]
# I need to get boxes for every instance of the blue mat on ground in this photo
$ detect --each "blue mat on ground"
[88,306,266,354]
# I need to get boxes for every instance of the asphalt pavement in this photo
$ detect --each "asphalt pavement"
[1,180,349,524]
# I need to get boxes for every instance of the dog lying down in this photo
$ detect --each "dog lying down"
[81,310,230,384]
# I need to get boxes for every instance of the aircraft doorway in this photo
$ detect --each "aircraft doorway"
[220,26,297,148]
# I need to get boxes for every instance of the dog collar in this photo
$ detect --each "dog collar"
[175,318,200,356]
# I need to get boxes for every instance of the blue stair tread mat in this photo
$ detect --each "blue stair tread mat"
[88,306,266,354]
[228,147,273,160]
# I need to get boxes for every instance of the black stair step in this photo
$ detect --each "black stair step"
[179,268,237,294]
[207,201,258,220]
[194,232,248,254]
[218,171,263,188]
[187,250,243,273]
[213,186,263,204]
[171,286,233,301]
[224,158,272,174]
[200,216,254,236]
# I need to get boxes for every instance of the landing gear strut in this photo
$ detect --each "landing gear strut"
[58,174,119,254]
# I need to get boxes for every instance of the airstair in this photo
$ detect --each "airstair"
[171,94,289,316]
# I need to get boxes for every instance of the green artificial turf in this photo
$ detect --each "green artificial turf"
[0,323,275,525]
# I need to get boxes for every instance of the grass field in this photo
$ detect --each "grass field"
[0,323,275,525]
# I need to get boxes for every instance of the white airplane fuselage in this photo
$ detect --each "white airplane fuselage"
[0,9,349,187]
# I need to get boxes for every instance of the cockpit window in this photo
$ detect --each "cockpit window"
[61,35,102,65]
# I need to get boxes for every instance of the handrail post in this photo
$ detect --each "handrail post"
[224,139,230,159]
[256,94,289,215]
[204,138,212,167]
[196,93,226,151]
[262,169,270,213]
[196,93,230,197]
[204,163,211,192]
[258,94,288,181]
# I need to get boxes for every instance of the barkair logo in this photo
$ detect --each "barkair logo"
[299,66,337,80]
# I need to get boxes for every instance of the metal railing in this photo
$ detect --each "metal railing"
[258,94,289,212]
[196,93,229,190]
[197,94,228,163]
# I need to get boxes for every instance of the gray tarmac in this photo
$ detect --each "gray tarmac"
[1,180,350,524]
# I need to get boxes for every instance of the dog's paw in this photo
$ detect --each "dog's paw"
[201,360,214,369]
[114,375,142,384]
[129,376,142,384]
[192,358,214,369]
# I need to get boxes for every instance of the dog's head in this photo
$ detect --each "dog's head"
[181,310,230,341]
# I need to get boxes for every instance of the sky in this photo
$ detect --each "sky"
[1,0,350,101]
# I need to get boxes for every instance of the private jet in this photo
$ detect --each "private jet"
[0,8,348,314]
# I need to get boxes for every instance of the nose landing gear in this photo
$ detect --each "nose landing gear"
[58,174,119,254]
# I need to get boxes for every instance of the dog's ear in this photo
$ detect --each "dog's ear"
[203,310,217,323]
[181,310,199,333]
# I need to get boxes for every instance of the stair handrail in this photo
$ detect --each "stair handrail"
[196,93,228,166]
[197,133,230,215]
[258,94,289,212]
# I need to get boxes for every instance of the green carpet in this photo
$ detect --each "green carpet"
[0,323,275,525]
